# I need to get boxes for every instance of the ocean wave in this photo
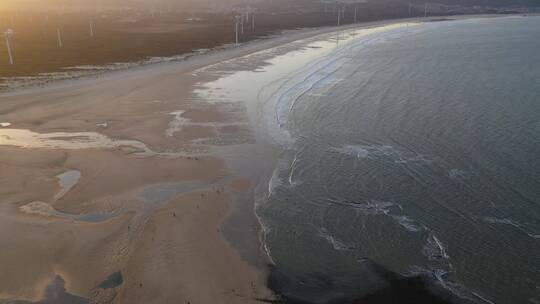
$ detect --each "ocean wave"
[288,153,302,187]
[423,233,450,262]
[332,145,370,159]
[407,266,479,302]
[472,292,497,304]
[327,199,396,215]
[483,216,540,240]
[409,265,500,304]
[448,168,468,179]
[327,198,426,233]
[332,144,432,164]
[390,215,425,232]
[255,32,390,147]
[268,169,283,197]
[266,56,345,147]
[268,158,292,196]
[318,228,355,252]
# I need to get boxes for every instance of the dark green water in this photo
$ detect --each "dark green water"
[257,16,540,304]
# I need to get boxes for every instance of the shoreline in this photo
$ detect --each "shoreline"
[0,13,516,97]
[0,13,530,303]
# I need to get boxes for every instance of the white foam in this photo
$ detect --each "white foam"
[472,292,497,304]
[288,152,302,186]
[423,233,450,262]
[391,215,424,232]
[448,169,467,179]
[333,145,370,159]
[333,144,431,164]
[407,266,472,301]
[484,216,520,227]
[318,228,354,252]
[165,110,189,137]
[329,199,396,215]
[266,55,345,147]
[484,216,540,239]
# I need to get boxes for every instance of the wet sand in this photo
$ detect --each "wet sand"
[0,37,268,301]
[0,15,508,303]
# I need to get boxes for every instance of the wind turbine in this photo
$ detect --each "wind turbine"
[424,3,429,18]
[89,18,95,37]
[337,7,345,26]
[354,6,358,23]
[3,29,14,65]
[234,15,243,45]
[409,3,412,17]
[57,27,63,48]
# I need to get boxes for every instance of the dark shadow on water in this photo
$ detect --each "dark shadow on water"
[263,260,456,304]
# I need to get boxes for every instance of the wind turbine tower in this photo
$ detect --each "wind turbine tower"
[337,6,345,26]
[57,27,63,48]
[3,29,14,65]
[89,18,95,37]
[235,15,243,45]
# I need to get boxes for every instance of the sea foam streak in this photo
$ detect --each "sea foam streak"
[423,233,450,262]
[484,216,540,239]
[333,144,432,164]
[327,198,424,233]
[333,145,370,159]
[318,228,355,252]
[390,215,425,232]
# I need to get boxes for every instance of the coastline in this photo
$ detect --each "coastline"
[0,14,526,303]
[0,14,513,97]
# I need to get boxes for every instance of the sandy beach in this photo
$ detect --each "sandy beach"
[0,15,514,303]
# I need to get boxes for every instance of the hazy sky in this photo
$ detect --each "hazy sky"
[0,0,253,10]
